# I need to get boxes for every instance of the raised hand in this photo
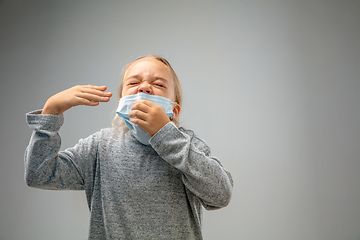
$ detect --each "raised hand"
[42,85,112,115]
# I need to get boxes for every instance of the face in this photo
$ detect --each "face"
[121,58,176,102]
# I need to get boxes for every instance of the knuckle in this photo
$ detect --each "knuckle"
[80,98,89,103]
[133,102,141,108]
[130,117,138,123]
[129,110,137,117]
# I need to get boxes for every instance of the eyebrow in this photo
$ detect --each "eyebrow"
[126,75,169,83]
[125,75,141,80]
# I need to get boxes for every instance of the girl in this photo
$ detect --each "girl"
[25,55,233,239]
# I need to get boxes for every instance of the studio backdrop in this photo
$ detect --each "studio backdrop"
[1,1,360,239]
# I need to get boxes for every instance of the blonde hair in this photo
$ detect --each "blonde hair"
[112,54,182,128]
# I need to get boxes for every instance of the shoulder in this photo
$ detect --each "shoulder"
[179,127,211,156]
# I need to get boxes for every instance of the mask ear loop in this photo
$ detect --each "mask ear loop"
[170,102,178,121]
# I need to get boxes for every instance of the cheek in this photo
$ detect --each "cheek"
[154,84,176,100]
[122,87,137,97]
[165,89,177,102]
[167,83,177,102]
[153,89,174,100]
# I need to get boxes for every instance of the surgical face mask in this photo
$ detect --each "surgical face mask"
[116,93,175,145]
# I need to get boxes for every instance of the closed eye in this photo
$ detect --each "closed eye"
[127,81,140,86]
[153,80,166,88]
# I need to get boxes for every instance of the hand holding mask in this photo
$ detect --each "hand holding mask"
[116,93,175,145]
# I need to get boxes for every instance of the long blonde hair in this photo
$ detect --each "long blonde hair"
[112,54,183,128]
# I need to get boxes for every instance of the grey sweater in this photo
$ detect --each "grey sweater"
[25,110,233,239]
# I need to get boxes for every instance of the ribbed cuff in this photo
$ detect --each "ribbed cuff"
[26,109,64,131]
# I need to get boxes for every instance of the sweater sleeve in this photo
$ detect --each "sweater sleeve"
[24,110,97,190]
[149,122,233,210]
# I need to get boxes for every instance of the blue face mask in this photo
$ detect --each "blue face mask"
[116,93,174,145]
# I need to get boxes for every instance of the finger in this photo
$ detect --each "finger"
[81,85,112,98]
[135,99,156,107]
[129,117,148,130]
[84,84,108,91]
[81,86,112,97]
[128,109,148,120]
[79,87,112,97]
[78,91,111,102]
[131,101,151,113]
[87,101,100,106]
[75,96,101,106]
[77,92,111,103]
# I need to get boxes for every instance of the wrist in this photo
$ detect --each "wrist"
[42,99,62,115]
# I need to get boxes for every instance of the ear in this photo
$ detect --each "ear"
[172,104,181,119]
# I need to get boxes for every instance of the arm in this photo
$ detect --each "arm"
[24,85,112,189]
[25,111,101,190]
[150,122,233,210]
[25,111,79,189]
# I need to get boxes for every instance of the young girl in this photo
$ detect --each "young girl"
[25,55,233,239]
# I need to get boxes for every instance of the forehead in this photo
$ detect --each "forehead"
[124,58,173,80]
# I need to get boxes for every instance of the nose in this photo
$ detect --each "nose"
[138,81,152,94]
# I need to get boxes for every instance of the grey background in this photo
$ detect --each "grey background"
[1,0,360,239]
